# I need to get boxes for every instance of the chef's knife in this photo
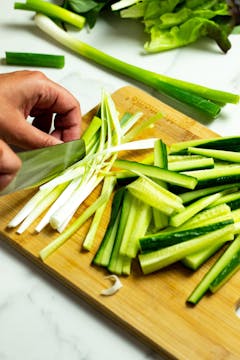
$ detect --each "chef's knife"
[0,139,85,196]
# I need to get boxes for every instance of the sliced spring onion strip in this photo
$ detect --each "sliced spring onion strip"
[82,176,116,251]
[7,187,52,228]
[17,184,67,234]
[35,178,82,233]
[40,192,109,261]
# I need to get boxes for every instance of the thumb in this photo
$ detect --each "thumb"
[9,119,63,150]
[0,140,22,191]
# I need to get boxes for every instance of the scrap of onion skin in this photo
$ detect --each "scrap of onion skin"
[100,275,123,296]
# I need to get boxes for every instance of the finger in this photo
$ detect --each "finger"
[3,115,63,150]
[52,111,81,142]
[29,76,82,141]
[0,140,22,191]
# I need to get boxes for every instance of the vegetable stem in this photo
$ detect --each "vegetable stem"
[15,0,85,29]
[5,51,65,68]
[34,14,239,118]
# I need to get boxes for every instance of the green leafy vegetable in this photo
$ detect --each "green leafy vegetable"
[116,0,233,53]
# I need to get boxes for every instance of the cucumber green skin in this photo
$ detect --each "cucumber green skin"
[114,159,197,189]
[227,198,240,210]
[139,220,233,253]
[187,234,240,305]
[170,137,240,155]
[92,187,125,266]
[196,174,240,189]
[180,184,240,204]
[209,249,240,292]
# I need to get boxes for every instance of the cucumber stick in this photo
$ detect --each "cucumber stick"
[169,192,224,228]
[127,176,184,215]
[114,159,197,189]
[139,224,235,275]
[179,183,240,204]
[170,136,240,154]
[120,198,152,258]
[184,167,240,188]
[152,140,169,230]
[168,157,214,172]
[188,146,240,163]
[139,220,233,252]
[179,204,232,230]
[207,191,240,210]
[93,187,125,267]
[182,242,226,270]
[108,190,132,275]
[209,237,240,293]
[187,235,240,304]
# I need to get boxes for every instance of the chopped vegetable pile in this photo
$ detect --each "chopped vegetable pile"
[7,91,240,305]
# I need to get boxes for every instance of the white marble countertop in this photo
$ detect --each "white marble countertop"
[1,1,240,359]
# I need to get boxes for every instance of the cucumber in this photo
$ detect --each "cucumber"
[184,166,240,189]
[168,155,204,162]
[139,224,235,275]
[188,147,240,163]
[170,136,240,154]
[119,193,152,258]
[139,220,233,253]
[152,140,169,230]
[127,176,184,215]
[93,187,125,267]
[179,183,240,204]
[114,159,198,189]
[168,157,214,172]
[187,235,240,305]
[179,204,232,230]
[209,236,240,293]
[208,191,240,210]
[169,192,224,228]
[154,139,168,169]
[182,242,225,270]
[108,190,132,275]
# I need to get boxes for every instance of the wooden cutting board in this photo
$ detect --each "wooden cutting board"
[0,86,240,360]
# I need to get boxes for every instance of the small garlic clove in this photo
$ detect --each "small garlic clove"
[100,275,123,296]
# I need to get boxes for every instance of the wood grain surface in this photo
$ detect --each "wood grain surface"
[0,86,240,360]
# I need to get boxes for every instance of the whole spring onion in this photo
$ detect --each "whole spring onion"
[15,0,85,29]
[26,13,238,118]
[5,51,65,68]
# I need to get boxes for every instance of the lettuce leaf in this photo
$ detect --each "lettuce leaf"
[144,17,231,53]
[119,0,234,52]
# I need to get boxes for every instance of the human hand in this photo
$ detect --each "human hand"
[0,70,81,149]
[0,70,82,190]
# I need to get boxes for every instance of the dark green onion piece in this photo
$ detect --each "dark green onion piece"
[5,51,65,68]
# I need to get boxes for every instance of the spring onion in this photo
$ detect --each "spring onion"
[15,0,85,29]
[5,51,65,68]
[33,13,239,118]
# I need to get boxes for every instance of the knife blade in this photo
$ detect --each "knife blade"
[0,139,85,196]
